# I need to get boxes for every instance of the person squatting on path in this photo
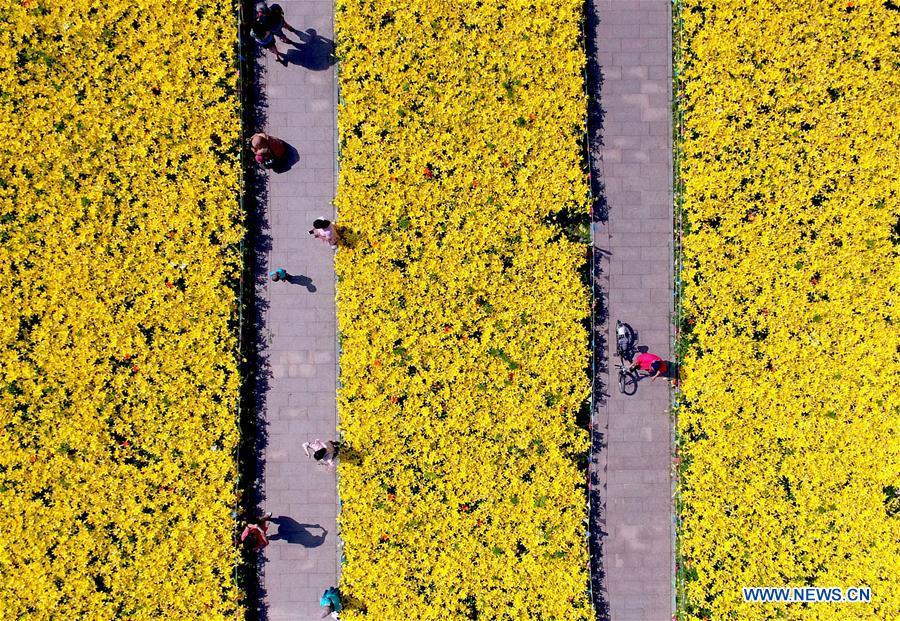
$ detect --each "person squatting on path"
[309,219,340,248]
[320,586,342,619]
[239,512,273,551]
[303,439,338,469]
[250,132,288,169]
[629,352,668,382]
[269,267,289,282]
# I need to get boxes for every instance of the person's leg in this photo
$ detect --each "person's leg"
[270,23,289,42]
[265,40,288,64]
[271,4,300,35]
[281,18,302,35]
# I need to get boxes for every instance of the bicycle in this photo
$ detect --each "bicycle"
[615,320,639,395]
[615,361,642,395]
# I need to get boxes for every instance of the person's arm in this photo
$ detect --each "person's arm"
[302,441,312,458]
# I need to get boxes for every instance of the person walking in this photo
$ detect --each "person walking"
[250,132,288,169]
[629,352,668,382]
[269,268,289,282]
[257,3,302,43]
[319,586,342,619]
[309,218,341,248]
[303,439,338,469]
[240,512,273,552]
[251,21,288,65]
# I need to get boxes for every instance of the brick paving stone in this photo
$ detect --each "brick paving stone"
[590,1,674,619]
[252,0,340,618]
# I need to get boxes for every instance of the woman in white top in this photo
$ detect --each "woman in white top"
[309,218,340,248]
[303,439,338,468]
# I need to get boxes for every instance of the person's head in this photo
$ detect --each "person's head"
[313,218,331,230]
[313,447,327,461]
[250,134,267,151]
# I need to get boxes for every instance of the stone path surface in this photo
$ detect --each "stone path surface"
[254,1,340,619]
[589,1,675,620]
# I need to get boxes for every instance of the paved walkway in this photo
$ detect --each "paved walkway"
[589,1,674,620]
[254,1,340,619]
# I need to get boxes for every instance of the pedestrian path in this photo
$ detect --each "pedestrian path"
[252,1,340,618]
[588,1,675,620]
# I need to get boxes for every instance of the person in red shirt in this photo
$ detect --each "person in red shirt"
[240,512,273,552]
[630,352,668,382]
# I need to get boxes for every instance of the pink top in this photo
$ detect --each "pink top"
[303,439,336,466]
[313,224,338,246]
[633,352,665,373]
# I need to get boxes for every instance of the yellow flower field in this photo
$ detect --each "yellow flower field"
[0,1,241,618]
[677,1,900,619]
[334,0,593,617]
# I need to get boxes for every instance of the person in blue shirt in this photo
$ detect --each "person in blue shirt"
[269,268,289,282]
[320,586,342,618]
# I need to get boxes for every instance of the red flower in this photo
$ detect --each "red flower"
[165,281,174,289]
[390,395,398,404]
[372,359,382,368]
[131,365,139,373]
[443,326,451,333]
[423,167,433,178]
[472,179,479,188]
[387,493,396,501]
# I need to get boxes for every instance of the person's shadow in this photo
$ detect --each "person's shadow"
[286,273,316,292]
[284,29,337,70]
[271,143,300,173]
[269,516,327,547]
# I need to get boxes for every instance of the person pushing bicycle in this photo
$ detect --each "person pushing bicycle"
[629,352,667,382]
